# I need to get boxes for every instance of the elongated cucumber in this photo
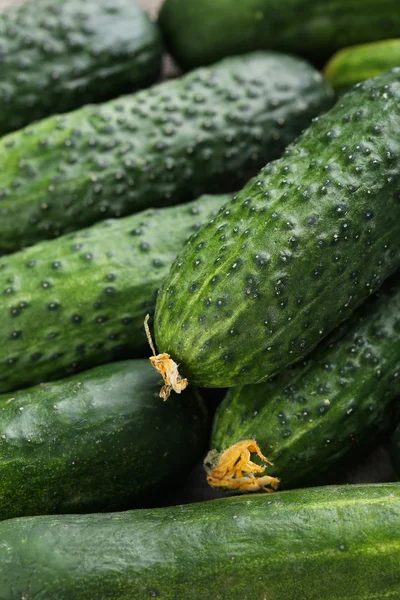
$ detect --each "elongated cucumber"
[0,484,399,599]
[154,69,400,388]
[0,52,333,253]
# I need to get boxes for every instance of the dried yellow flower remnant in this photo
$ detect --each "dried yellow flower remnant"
[144,314,188,401]
[204,440,280,493]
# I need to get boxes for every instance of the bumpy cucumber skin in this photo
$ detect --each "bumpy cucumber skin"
[391,424,400,479]
[211,276,400,489]
[0,484,399,599]
[325,39,400,94]
[0,0,162,134]
[0,52,333,254]
[155,70,400,388]
[0,360,208,519]
[0,194,229,394]
[160,0,400,69]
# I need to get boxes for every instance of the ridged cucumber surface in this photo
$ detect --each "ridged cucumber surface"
[155,70,400,388]
[0,0,162,134]
[159,0,400,69]
[0,52,333,254]
[211,275,400,489]
[0,360,208,519]
[325,39,400,94]
[0,194,229,394]
[0,484,399,599]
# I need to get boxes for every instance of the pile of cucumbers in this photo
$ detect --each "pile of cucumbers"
[1,0,400,597]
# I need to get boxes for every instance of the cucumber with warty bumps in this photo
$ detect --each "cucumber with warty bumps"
[0,484,399,599]
[325,39,400,94]
[0,360,208,519]
[159,0,400,70]
[0,194,229,394]
[0,52,333,254]
[210,275,400,490]
[0,0,162,135]
[154,69,400,389]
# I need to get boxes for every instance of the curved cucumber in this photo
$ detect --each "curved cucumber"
[159,0,400,69]
[154,69,400,388]
[325,39,400,93]
[0,51,333,254]
[0,484,399,599]
[0,194,228,393]
[210,275,400,489]
[0,360,208,519]
[0,0,162,134]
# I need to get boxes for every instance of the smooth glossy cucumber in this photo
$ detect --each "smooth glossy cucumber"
[0,360,208,519]
[0,484,399,599]
[211,275,400,489]
[159,0,400,69]
[154,69,400,388]
[0,0,162,134]
[325,39,400,94]
[0,52,333,253]
[0,194,229,393]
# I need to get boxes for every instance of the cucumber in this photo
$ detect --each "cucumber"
[210,275,400,490]
[0,360,208,519]
[0,483,399,599]
[159,0,400,70]
[0,0,162,135]
[154,69,400,389]
[390,424,400,479]
[0,52,333,254]
[0,193,229,394]
[325,39,400,94]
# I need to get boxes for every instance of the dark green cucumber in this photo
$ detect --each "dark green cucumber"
[0,194,229,394]
[0,360,208,519]
[0,52,333,254]
[211,275,400,489]
[0,0,162,134]
[159,0,400,70]
[154,69,400,388]
[324,39,400,94]
[0,484,399,599]
[390,424,400,479]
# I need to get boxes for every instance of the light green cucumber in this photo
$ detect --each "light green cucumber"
[325,39,400,93]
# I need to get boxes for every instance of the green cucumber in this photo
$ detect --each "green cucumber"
[0,0,162,135]
[210,275,400,490]
[0,483,399,599]
[0,194,229,394]
[0,360,208,519]
[325,39,400,94]
[159,0,400,70]
[0,52,333,254]
[390,424,400,479]
[154,69,400,388]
